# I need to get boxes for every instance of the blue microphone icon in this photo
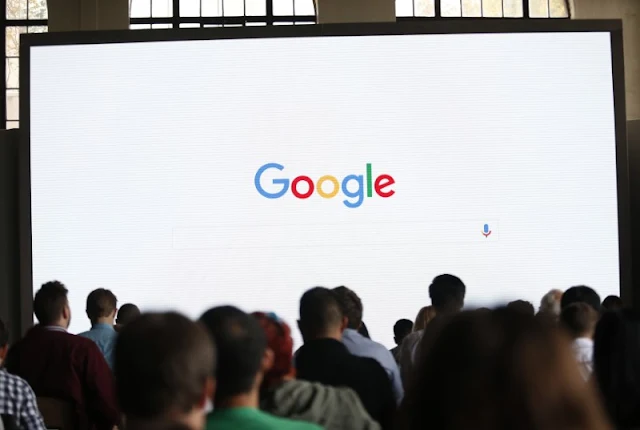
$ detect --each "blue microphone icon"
[482,224,492,238]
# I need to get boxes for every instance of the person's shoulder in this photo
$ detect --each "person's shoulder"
[265,413,323,430]
[0,369,34,392]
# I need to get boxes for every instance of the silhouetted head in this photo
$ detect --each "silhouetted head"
[332,286,363,330]
[602,295,623,312]
[561,286,601,313]
[429,274,466,313]
[34,281,71,328]
[393,319,413,346]
[507,300,535,316]
[117,303,141,327]
[560,302,598,340]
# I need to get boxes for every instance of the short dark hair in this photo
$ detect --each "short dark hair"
[114,312,215,419]
[33,281,68,325]
[394,319,413,341]
[332,286,363,330]
[299,287,344,338]
[199,306,266,403]
[86,289,117,322]
[507,300,535,316]
[561,286,601,312]
[560,303,598,339]
[117,304,141,326]
[602,295,623,311]
[0,318,8,348]
[429,274,466,311]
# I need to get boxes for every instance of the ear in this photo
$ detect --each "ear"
[0,344,9,361]
[262,348,275,373]
[63,304,71,321]
[340,316,348,333]
[198,376,216,409]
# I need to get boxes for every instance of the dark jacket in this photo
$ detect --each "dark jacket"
[295,338,395,429]
[5,325,119,430]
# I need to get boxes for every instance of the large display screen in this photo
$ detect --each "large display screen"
[26,28,622,347]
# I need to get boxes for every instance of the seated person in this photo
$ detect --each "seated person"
[79,288,119,368]
[5,281,119,430]
[199,306,320,430]
[295,288,395,429]
[115,312,215,430]
[253,311,381,430]
[333,286,403,403]
[0,318,46,430]
[390,319,412,363]
[560,302,598,379]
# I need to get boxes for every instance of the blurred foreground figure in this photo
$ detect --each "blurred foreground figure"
[115,312,215,430]
[115,303,141,332]
[398,308,611,430]
[594,310,640,429]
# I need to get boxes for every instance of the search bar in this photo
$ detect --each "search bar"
[172,220,499,250]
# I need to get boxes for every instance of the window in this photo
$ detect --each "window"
[4,0,570,129]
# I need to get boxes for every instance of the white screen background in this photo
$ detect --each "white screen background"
[29,32,620,347]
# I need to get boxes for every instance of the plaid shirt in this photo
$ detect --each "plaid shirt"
[0,369,46,430]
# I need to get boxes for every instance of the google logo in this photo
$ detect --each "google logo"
[254,163,395,208]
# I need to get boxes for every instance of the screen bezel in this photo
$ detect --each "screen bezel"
[18,21,630,332]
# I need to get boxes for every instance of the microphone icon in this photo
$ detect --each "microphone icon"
[482,224,492,238]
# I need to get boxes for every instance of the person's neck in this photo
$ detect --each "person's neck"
[306,331,342,342]
[128,410,204,430]
[44,320,67,329]
[92,317,114,326]
[216,390,260,410]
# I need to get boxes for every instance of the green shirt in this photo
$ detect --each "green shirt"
[206,407,323,430]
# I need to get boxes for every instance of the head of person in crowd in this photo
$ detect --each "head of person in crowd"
[297,287,347,343]
[399,307,611,430]
[602,295,623,312]
[561,303,598,341]
[561,285,601,313]
[332,286,363,331]
[413,306,436,332]
[251,312,295,390]
[538,289,563,318]
[86,288,118,326]
[393,319,413,346]
[114,312,215,430]
[507,300,535,316]
[199,306,272,408]
[594,310,640,429]
[116,303,141,327]
[33,280,71,329]
[429,274,466,314]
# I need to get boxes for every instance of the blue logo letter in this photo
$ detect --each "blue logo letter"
[255,163,289,199]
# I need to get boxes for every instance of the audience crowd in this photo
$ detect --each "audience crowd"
[0,276,636,430]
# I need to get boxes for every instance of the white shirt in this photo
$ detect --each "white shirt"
[572,337,594,380]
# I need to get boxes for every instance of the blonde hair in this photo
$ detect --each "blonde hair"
[413,306,436,332]
[539,289,563,316]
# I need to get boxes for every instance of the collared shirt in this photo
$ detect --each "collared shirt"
[0,369,46,430]
[572,337,594,380]
[341,329,404,404]
[79,323,118,369]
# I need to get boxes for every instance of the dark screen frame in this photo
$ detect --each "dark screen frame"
[18,21,630,333]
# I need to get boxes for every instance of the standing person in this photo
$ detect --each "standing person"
[390,319,413,363]
[593,310,640,429]
[561,286,601,312]
[5,281,119,430]
[295,288,395,429]
[115,303,141,332]
[253,311,381,430]
[332,286,403,404]
[79,288,118,368]
[115,312,215,430]
[0,318,46,430]
[560,303,598,379]
[398,308,611,430]
[399,274,466,386]
[199,306,320,430]
[602,295,623,311]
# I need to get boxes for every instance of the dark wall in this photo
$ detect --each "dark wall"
[0,129,23,342]
[628,119,640,307]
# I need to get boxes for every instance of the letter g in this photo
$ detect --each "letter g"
[255,163,289,199]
